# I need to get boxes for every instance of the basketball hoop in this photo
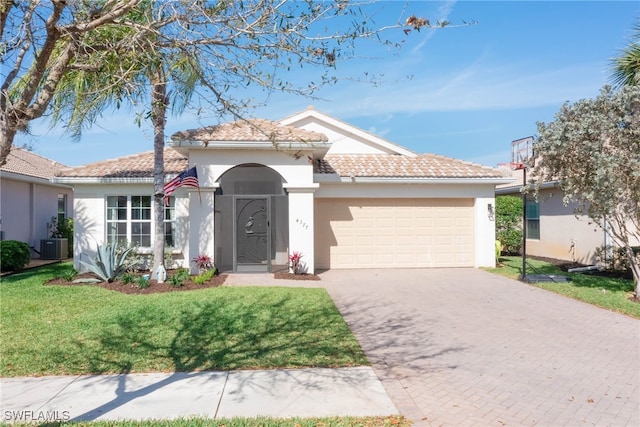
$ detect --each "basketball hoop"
[510,136,534,282]
[511,136,533,168]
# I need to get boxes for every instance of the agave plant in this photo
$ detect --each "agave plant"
[80,242,138,283]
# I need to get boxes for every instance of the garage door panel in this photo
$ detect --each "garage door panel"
[377,236,395,246]
[375,217,395,227]
[315,198,475,269]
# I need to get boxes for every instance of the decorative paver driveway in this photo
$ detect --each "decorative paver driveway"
[320,268,640,427]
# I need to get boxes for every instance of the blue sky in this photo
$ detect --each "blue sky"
[16,1,639,167]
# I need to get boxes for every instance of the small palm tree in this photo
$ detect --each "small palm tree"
[50,4,198,277]
[611,21,640,88]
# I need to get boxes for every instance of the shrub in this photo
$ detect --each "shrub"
[168,268,190,287]
[135,275,150,289]
[288,251,307,274]
[595,245,640,275]
[120,272,137,284]
[79,242,138,283]
[0,240,31,271]
[192,254,213,271]
[496,196,523,255]
[50,217,73,254]
[56,267,78,282]
[193,268,216,285]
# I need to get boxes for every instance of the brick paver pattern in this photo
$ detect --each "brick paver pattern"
[322,268,640,427]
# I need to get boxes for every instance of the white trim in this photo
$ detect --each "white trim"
[53,177,154,185]
[282,183,320,193]
[314,174,514,185]
[169,140,329,149]
[496,180,558,195]
[2,171,72,188]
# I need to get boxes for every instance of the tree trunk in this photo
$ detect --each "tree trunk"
[624,244,640,297]
[150,76,167,280]
[0,112,18,167]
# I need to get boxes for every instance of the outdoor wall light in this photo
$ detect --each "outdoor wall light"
[488,203,495,221]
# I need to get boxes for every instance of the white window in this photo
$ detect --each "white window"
[164,197,176,248]
[106,196,128,245]
[57,194,67,224]
[106,196,175,248]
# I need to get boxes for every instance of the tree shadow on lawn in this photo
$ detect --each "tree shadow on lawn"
[566,273,634,293]
[500,257,634,295]
[52,293,366,421]
[74,298,362,374]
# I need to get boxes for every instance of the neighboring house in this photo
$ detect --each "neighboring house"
[0,148,73,252]
[54,108,511,274]
[496,167,611,264]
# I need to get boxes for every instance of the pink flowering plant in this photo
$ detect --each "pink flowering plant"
[288,251,306,275]
[192,254,213,271]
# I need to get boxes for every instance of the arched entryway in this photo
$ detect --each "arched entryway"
[214,164,289,273]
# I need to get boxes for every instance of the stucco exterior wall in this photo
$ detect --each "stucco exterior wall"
[475,196,497,268]
[285,186,317,273]
[187,149,315,187]
[286,118,393,155]
[72,184,191,271]
[0,176,73,247]
[525,188,605,264]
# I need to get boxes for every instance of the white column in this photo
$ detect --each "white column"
[474,196,497,268]
[188,189,216,274]
[284,184,319,274]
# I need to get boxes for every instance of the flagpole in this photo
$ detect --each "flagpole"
[194,164,202,205]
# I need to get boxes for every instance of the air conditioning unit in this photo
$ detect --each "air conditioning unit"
[40,238,68,260]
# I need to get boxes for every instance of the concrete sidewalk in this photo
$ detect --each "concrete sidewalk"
[1,367,397,423]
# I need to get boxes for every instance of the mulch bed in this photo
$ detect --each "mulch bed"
[528,255,634,280]
[46,270,321,294]
[46,272,227,294]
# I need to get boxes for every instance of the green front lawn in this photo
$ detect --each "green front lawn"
[486,256,639,319]
[0,264,367,377]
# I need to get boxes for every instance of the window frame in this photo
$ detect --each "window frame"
[57,193,67,224]
[525,198,540,240]
[105,195,176,249]
[164,197,176,248]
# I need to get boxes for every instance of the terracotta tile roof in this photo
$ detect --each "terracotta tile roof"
[58,148,187,178]
[171,118,328,143]
[1,148,67,179]
[316,154,506,178]
[59,150,507,180]
[496,165,525,190]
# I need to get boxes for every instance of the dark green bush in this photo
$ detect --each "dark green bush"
[0,240,31,272]
[54,218,73,254]
[168,268,190,287]
[594,245,639,276]
[496,196,523,255]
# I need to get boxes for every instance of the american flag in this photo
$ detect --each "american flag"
[164,166,199,199]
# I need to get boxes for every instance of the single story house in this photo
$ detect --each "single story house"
[496,166,617,265]
[0,148,73,254]
[54,108,512,274]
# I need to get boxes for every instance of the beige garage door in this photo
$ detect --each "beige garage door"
[315,198,474,269]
